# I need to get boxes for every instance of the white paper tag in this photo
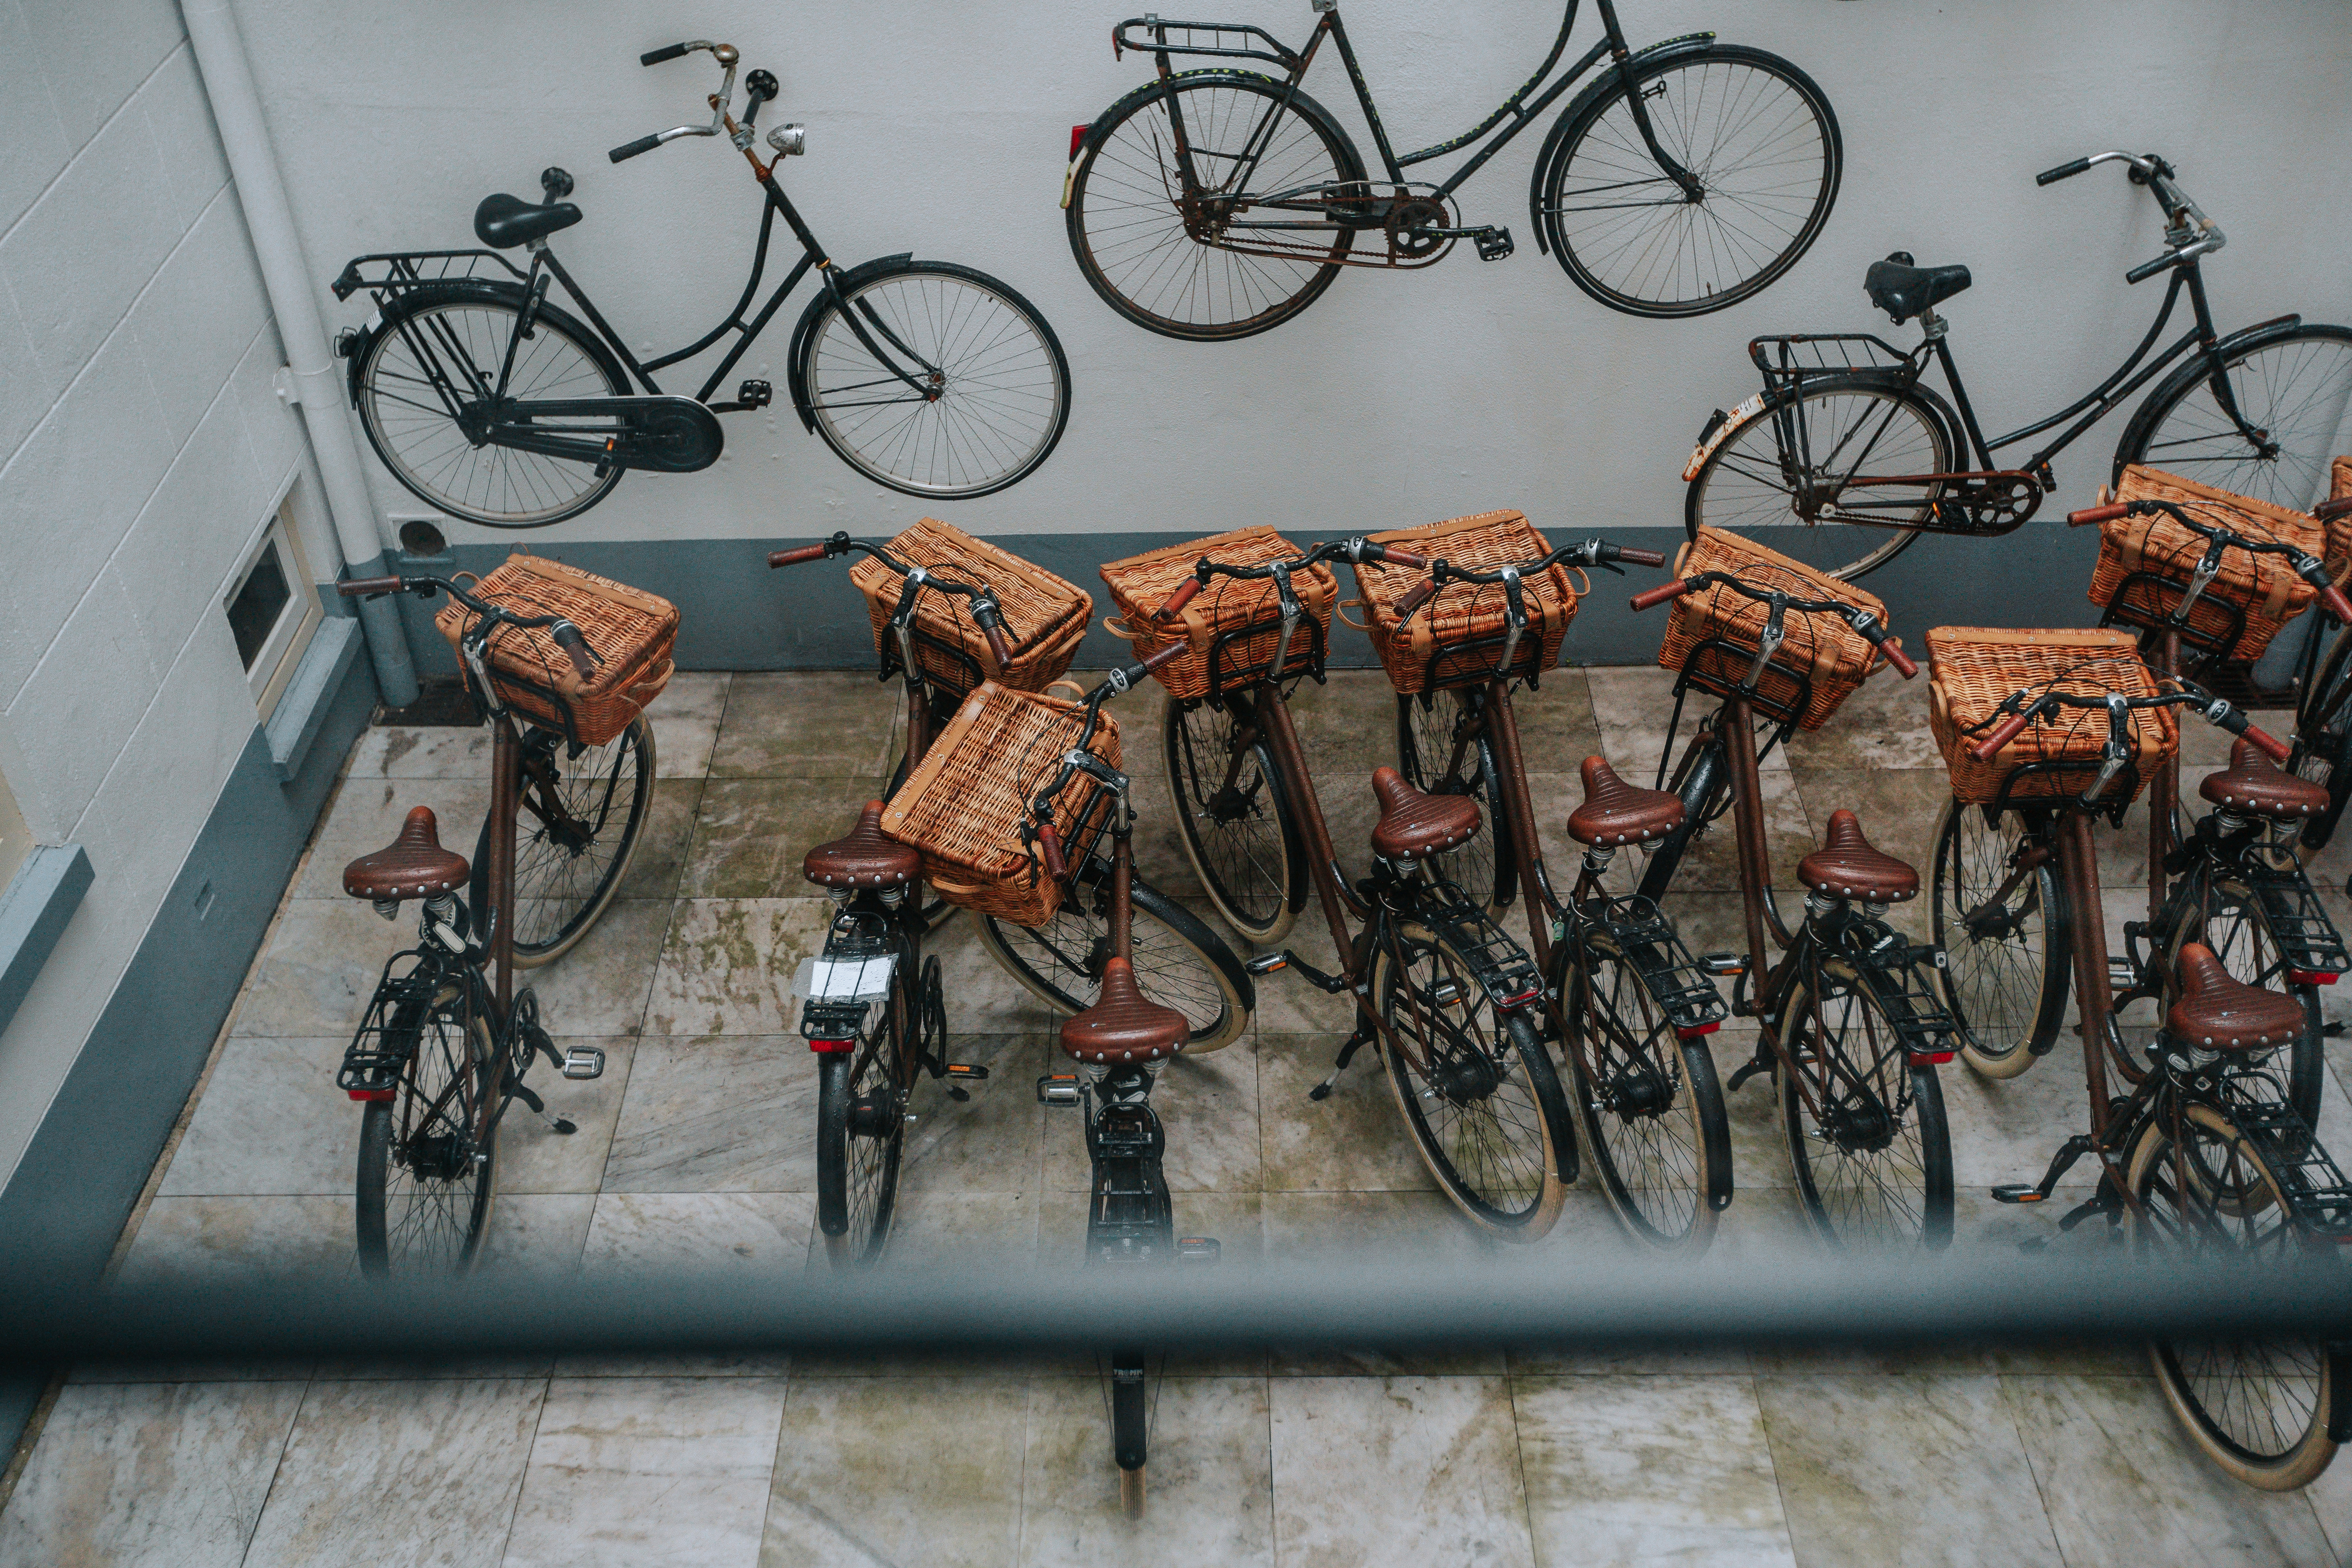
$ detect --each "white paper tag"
[793,952,896,1004]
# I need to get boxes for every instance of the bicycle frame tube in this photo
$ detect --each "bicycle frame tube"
[2054,810,2124,1140]
[1478,680,1559,972]
[487,716,521,1019]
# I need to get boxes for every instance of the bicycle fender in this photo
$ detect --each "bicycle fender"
[1683,390,1769,482]
[782,253,915,434]
[1071,70,1366,200]
[1527,32,1716,256]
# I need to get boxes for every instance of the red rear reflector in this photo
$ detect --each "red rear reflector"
[1676,1020,1722,1040]
[1499,987,1542,1009]
[347,1089,396,1102]
[810,1038,855,1053]
[1069,124,1089,159]
[1908,1051,1956,1066]
[2287,970,2338,986]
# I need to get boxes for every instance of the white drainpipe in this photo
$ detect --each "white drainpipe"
[179,0,418,705]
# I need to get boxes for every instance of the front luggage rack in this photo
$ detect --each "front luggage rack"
[332,249,528,304]
[1746,333,1918,396]
[1113,15,1302,67]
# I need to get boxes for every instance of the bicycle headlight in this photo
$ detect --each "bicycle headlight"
[767,123,806,157]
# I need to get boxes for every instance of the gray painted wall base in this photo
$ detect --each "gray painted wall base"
[384,524,2114,677]
[0,651,377,1459]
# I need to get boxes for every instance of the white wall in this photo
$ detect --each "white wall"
[235,0,2352,552]
[0,0,331,1186]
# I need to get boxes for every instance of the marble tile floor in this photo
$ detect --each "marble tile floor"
[6,667,2349,1566]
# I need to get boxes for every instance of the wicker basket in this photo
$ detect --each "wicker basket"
[1349,510,1580,693]
[2087,465,2324,663]
[434,553,677,746]
[1927,626,2177,805]
[878,681,1121,926]
[2324,456,2352,584]
[1656,528,1892,729]
[1099,527,1337,701]
[845,517,1093,699]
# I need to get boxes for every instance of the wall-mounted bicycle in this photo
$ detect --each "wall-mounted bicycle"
[1063,0,1840,340]
[1684,150,2352,580]
[334,41,1072,526]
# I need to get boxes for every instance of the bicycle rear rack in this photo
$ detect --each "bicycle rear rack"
[331,250,528,305]
[1746,333,1918,396]
[2220,1088,2352,1238]
[1586,894,1730,1038]
[2241,851,2352,981]
[1112,15,1303,68]
[1414,885,1546,1012]
[337,949,462,1097]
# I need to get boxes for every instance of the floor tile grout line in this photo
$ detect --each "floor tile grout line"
[1747,1371,1809,1568]
[1499,1367,1543,1568]
[232,1369,316,1567]
[1994,1373,2079,1568]
[488,1374,554,1568]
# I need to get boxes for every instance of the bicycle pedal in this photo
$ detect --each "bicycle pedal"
[1037,1073,1082,1107]
[560,1046,606,1081]
[1177,1236,1220,1264]
[1698,952,1746,977]
[946,1063,991,1081]
[1473,226,1513,261]
[1989,1184,2045,1204]
[736,378,773,408]
[2106,958,2138,990]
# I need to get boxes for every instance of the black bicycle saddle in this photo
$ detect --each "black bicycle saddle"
[474,192,582,250]
[1864,252,1972,325]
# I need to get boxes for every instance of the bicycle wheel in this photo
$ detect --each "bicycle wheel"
[816,969,914,1267]
[797,259,1070,499]
[351,281,630,528]
[1686,374,1954,581]
[977,868,1251,1051]
[472,719,655,967]
[2128,1102,2340,1489]
[1376,926,1572,1236]
[1394,691,1513,917]
[2291,623,2352,850]
[355,996,497,1275]
[1930,798,2071,1077]
[1560,938,1730,1253]
[2166,884,2326,1132]
[2116,323,2352,511]
[1164,696,1304,944]
[1778,966,1955,1248]
[1067,73,1362,341]
[1539,45,1840,318]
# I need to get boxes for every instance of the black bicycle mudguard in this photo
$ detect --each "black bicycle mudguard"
[2329,1343,2351,1443]
[783,252,915,432]
[1526,32,1716,256]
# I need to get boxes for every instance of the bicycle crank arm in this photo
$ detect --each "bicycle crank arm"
[483,396,723,474]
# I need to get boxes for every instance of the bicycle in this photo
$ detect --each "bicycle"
[1136,535,1578,1236]
[1948,679,2348,1488]
[1684,150,2352,580]
[331,573,654,1271]
[333,40,1071,526]
[1934,497,2350,1137]
[2287,489,2352,847]
[1062,0,1840,340]
[1614,559,1960,1247]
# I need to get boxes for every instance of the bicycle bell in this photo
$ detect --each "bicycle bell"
[767,123,807,157]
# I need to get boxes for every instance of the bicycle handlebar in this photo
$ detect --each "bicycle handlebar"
[1628,570,1917,678]
[2068,497,2348,624]
[641,42,692,65]
[1020,643,1185,869]
[772,532,1023,673]
[339,576,404,597]
[1966,683,2287,769]
[1156,537,1423,619]
[2317,497,2352,524]
[1629,579,1690,612]
[2035,156,2094,186]
[338,573,601,667]
[613,41,742,164]
[2036,150,2223,285]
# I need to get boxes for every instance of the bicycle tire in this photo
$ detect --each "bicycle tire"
[1394,691,1514,918]
[2114,323,2352,511]
[2128,1102,2340,1490]
[796,259,1070,500]
[470,718,655,967]
[1685,373,1956,581]
[1930,798,2071,1077]
[976,867,1251,1051]
[1163,696,1305,944]
[1539,44,1841,319]
[1559,938,1730,1253]
[1376,928,1572,1237]
[355,996,497,1275]
[815,975,911,1268]
[2291,623,2352,851]
[1067,72,1362,341]
[350,280,630,528]
[1778,967,1955,1248]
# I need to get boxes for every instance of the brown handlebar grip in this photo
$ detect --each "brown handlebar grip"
[2240,721,2293,764]
[1037,822,1068,882]
[338,576,404,597]
[768,544,830,568]
[552,632,597,679]
[2322,584,2352,625]
[1629,579,1692,612]
[1376,545,1427,570]
[1969,710,2036,762]
[1139,640,1186,673]
[1395,579,1438,617]
[1879,638,1919,679]
[2315,496,2352,523]
[1614,546,1669,568]
[982,621,1016,669]
[2067,503,2132,526]
[1154,577,1203,622]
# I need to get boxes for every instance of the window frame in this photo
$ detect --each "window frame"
[230,493,325,723]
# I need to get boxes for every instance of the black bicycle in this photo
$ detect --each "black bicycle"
[333,40,1072,526]
[1063,0,1840,340]
[1685,150,2352,579]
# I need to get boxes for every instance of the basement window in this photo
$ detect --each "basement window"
[228,497,324,722]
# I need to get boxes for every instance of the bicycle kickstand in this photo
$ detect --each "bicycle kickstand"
[1308,1027,1374,1102]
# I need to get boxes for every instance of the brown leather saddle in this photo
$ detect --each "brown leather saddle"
[1060,958,1188,1065]
[344,806,470,901]
[2198,737,2329,821]
[1796,810,1918,903]
[1565,756,1684,846]
[1368,766,1481,861]
[804,801,921,891]
[2168,942,2308,1051]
